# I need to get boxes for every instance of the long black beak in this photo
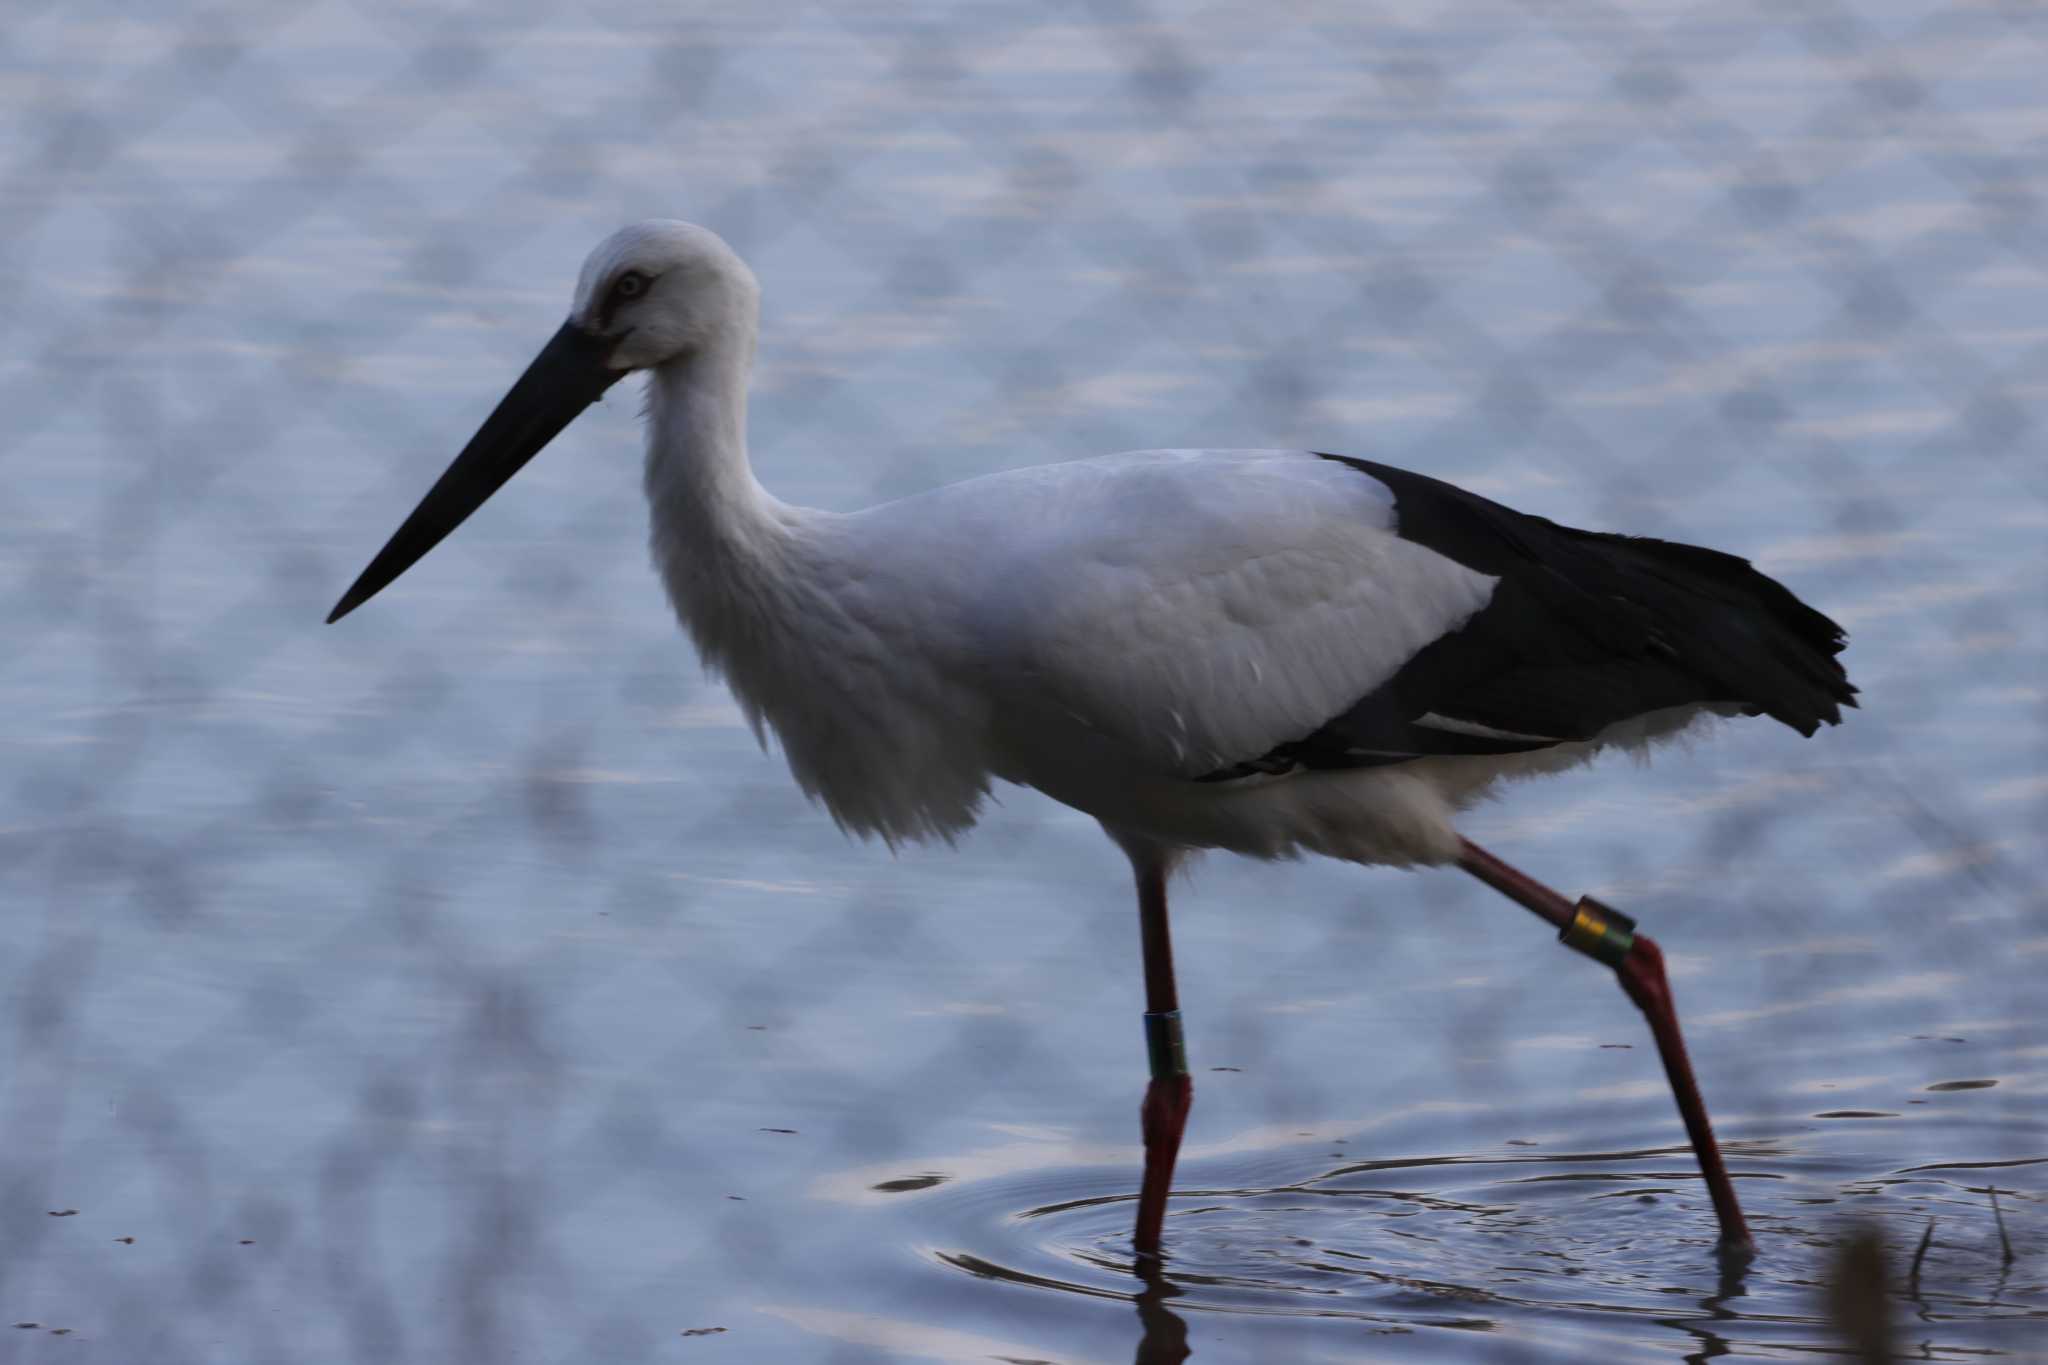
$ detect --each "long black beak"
[326,322,628,624]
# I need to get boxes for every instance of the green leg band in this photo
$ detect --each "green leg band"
[1144,1010,1189,1081]
[1560,895,1637,969]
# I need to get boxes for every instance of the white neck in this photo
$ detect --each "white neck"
[644,324,771,530]
[633,311,991,846]
[639,326,815,680]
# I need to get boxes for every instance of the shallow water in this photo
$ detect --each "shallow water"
[2,2,2044,1361]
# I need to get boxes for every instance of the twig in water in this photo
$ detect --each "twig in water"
[1908,1216,1935,1295]
[1988,1187,2015,1268]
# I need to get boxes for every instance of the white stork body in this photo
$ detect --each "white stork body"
[664,440,1663,864]
[634,248,1845,869]
[329,221,1853,1260]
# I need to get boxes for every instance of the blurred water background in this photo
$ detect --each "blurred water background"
[2,1,2044,1360]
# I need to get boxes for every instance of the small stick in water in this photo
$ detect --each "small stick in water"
[1908,1217,1935,1294]
[1988,1187,2015,1268]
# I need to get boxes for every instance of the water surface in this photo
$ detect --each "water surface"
[2,2,2043,1360]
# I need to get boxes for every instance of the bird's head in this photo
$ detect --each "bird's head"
[570,219,760,372]
[326,220,754,624]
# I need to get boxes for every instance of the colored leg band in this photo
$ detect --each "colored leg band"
[1560,895,1637,969]
[1144,1010,1189,1081]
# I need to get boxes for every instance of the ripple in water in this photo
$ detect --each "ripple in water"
[937,1144,1751,1318]
[899,1136,2045,1358]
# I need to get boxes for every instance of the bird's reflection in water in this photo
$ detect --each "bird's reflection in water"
[1132,1259,1191,1364]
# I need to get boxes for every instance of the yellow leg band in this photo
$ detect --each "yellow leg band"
[1560,896,1637,969]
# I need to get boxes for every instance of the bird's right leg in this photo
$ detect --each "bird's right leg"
[1455,838,1755,1260]
[1132,852,1191,1261]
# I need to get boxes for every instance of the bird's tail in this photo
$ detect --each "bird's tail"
[1571,528,1858,736]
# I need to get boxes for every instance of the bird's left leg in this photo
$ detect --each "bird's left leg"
[1456,838,1754,1259]
[1131,850,1191,1261]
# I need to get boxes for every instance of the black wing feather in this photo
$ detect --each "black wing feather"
[1200,454,1856,781]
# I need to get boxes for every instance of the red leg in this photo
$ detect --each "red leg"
[1130,851,1192,1261]
[1615,934,1751,1253]
[1137,1073,1192,1256]
[1457,839,1755,1259]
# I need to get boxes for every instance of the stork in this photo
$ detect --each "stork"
[330,221,1856,1262]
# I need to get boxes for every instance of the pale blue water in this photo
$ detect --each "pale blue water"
[2,3,2043,1361]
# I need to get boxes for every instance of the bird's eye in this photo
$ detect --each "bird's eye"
[611,271,648,300]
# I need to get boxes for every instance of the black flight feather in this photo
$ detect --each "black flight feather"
[1199,454,1856,781]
